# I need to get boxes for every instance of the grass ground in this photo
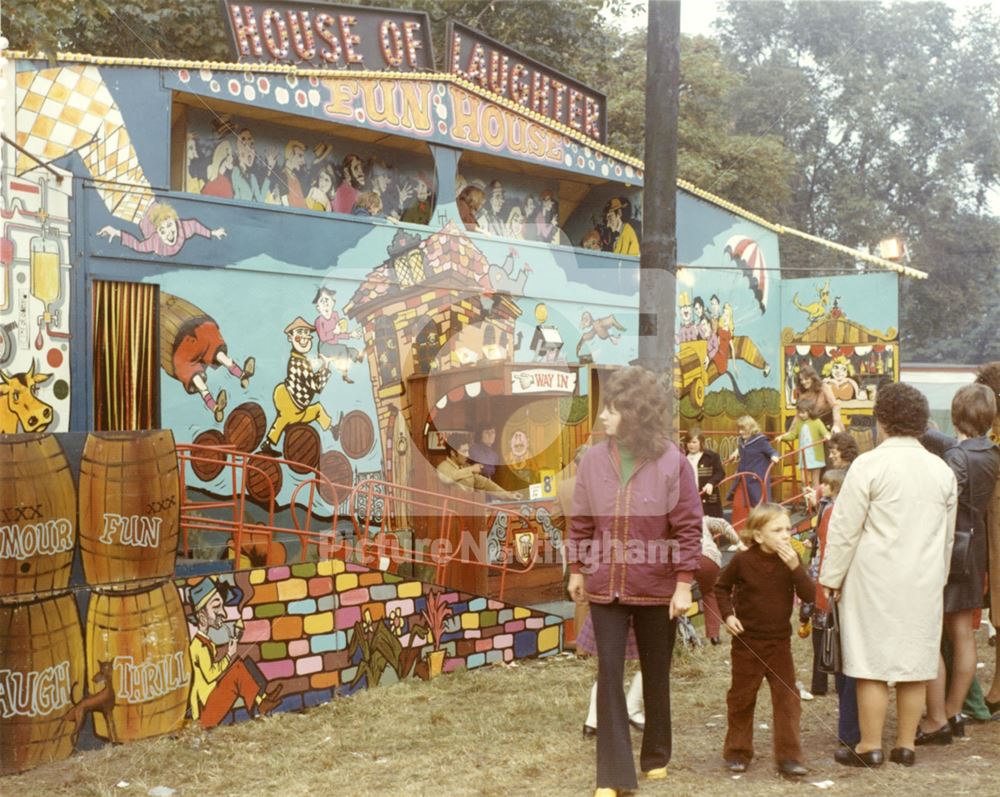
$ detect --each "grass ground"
[5,634,1000,796]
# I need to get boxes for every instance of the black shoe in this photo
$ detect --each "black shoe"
[834,747,884,767]
[582,724,596,739]
[889,747,915,767]
[986,696,1000,717]
[710,637,721,646]
[914,723,952,746]
[948,713,966,738]
[778,760,808,778]
[725,760,747,773]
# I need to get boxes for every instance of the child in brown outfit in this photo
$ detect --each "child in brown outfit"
[714,503,816,777]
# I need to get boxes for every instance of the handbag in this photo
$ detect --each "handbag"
[949,449,978,578]
[817,601,842,675]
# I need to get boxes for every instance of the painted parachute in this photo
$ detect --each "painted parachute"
[725,236,768,313]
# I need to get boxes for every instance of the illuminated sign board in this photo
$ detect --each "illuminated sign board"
[221,2,435,71]
[446,21,607,143]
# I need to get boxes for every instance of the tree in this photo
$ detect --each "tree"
[716,0,1000,360]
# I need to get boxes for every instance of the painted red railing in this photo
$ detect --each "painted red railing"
[351,478,539,601]
[175,443,537,601]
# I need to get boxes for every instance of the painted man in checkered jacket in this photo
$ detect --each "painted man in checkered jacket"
[262,317,339,455]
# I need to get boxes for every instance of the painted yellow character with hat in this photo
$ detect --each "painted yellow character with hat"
[261,317,337,455]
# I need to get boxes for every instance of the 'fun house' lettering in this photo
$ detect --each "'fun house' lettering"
[98,514,161,549]
[113,653,187,704]
[0,662,72,718]
[449,87,564,165]
[0,518,74,560]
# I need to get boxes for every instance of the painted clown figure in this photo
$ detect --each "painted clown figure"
[187,577,283,727]
[262,317,338,455]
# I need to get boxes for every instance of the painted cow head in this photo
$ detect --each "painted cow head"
[0,360,54,433]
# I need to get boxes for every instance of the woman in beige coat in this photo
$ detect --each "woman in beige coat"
[820,383,957,768]
[978,363,1000,716]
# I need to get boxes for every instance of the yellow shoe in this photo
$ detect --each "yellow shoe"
[594,789,618,797]
[643,766,668,780]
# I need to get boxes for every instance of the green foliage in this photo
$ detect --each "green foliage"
[680,387,780,421]
[717,0,1000,361]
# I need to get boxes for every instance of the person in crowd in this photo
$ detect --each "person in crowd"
[279,139,308,208]
[231,127,274,203]
[333,153,366,214]
[436,432,511,495]
[800,469,846,697]
[725,415,780,507]
[581,229,602,250]
[779,397,831,503]
[821,382,958,769]
[916,383,999,744]
[976,363,1000,718]
[521,194,539,240]
[352,191,383,218]
[458,185,486,232]
[535,189,561,244]
[602,197,639,256]
[370,159,410,221]
[505,204,526,239]
[683,428,726,518]
[714,504,814,778]
[468,426,500,481]
[794,364,843,432]
[479,179,508,236]
[700,516,737,645]
[305,165,335,212]
[400,174,434,225]
[202,140,235,198]
[567,366,702,797]
[826,431,860,470]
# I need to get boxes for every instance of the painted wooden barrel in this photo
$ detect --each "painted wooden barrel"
[245,456,283,506]
[318,451,352,505]
[0,592,85,774]
[158,292,213,381]
[85,581,190,742]
[223,402,266,453]
[190,429,227,481]
[79,431,180,587]
[339,410,375,459]
[0,434,76,597]
[282,423,321,474]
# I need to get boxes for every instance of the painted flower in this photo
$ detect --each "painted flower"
[362,608,374,635]
[389,608,405,637]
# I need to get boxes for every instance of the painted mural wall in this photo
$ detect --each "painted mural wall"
[0,163,73,434]
[779,272,899,428]
[0,431,561,776]
[674,196,783,438]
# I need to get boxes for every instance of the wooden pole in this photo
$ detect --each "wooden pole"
[637,0,679,388]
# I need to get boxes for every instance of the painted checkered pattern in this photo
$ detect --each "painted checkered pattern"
[15,65,152,223]
[287,354,330,410]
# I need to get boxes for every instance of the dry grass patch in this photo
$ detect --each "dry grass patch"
[4,639,1000,796]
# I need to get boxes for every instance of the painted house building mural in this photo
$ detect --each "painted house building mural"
[0,8,926,775]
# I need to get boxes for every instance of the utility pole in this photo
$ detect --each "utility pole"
[637,1,679,384]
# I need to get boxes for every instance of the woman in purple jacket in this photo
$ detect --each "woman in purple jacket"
[567,367,704,797]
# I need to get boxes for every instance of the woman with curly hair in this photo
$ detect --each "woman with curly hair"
[827,431,860,470]
[820,383,958,768]
[795,364,843,432]
[567,367,703,796]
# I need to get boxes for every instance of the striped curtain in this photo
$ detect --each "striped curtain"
[92,281,158,430]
